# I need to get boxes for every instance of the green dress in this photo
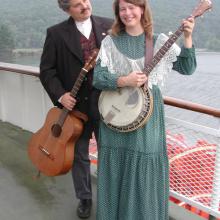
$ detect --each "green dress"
[93,32,196,220]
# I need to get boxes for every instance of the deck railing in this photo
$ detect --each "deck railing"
[1,62,220,220]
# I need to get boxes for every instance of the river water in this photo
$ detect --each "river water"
[163,52,220,128]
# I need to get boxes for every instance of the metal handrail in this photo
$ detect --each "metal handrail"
[1,61,220,118]
[0,62,39,77]
[164,96,220,118]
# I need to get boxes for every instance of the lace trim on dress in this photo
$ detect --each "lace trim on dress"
[97,33,181,89]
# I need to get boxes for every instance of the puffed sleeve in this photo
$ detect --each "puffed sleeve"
[93,59,119,90]
[173,46,197,75]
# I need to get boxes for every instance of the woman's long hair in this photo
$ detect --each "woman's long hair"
[111,0,153,39]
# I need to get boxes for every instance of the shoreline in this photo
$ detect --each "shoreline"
[12,48,43,56]
[11,48,220,56]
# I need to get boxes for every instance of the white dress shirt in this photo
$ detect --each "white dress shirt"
[75,18,92,39]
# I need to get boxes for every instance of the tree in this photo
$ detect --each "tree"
[206,37,220,52]
[0,24,14,52]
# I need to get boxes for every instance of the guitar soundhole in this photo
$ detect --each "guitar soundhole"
[51,124,62,137]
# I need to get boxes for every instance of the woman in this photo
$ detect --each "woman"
[93,0,196,219]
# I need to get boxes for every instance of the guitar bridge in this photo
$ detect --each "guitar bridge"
[39,146,54,160]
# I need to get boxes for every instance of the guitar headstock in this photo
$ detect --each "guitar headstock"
[83,49,99,72]
[191,0,212,18]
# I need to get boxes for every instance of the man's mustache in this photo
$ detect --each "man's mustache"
[81,7,90,13]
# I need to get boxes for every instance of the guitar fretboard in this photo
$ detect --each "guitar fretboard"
[70,68,88,97]
[52,48,98,132]
[57,68,88,127]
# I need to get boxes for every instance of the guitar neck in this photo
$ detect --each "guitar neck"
[144,25,184,75]
[57,68,88,127]
[70,68,88,98]
[49,48,99,135]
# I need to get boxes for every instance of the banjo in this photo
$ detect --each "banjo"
[98,0,212,132]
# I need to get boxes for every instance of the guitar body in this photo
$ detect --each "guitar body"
[27,49,98,176]
[28,107,84,176]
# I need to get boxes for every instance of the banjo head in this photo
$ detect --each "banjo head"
[98,87,153,132]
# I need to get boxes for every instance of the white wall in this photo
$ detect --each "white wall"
[0,70,53,132]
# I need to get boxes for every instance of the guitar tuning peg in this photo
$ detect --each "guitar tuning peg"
[168,31,173,36]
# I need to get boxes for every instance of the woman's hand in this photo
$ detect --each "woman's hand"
[117,71,148,88]
[182,17,195,48]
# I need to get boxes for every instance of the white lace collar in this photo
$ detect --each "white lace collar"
[97,33,181,89]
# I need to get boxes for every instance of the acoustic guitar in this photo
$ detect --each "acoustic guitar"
[28,49,98,177]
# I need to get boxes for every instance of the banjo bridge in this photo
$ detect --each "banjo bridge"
[111,105,120,113]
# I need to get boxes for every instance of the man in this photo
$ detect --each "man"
[39,0,112,218]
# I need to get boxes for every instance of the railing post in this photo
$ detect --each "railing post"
[0,71,6,121]
[210,128,220,219]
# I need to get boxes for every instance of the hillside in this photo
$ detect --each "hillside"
[0,0,219,50]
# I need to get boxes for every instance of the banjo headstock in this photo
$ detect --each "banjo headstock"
[191,0,212,18]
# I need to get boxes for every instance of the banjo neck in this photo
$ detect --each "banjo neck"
[144,26,183,76]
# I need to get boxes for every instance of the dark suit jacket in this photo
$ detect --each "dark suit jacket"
[40,15,113,120]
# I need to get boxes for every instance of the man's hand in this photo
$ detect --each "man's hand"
[60,92,76,111]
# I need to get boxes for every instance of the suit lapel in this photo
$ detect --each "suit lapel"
[61,17,84,63]
[91,16,108,48]
[60,16,109,63]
